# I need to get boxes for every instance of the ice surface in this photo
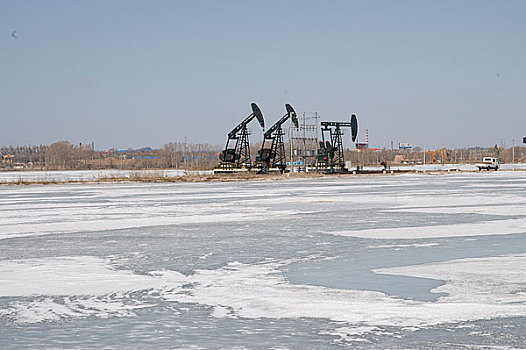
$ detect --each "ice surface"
[1,171,525,347]
[158,256,526,329]
[0,183,301,240]
[2,254,526,330]
[0,207,299,241]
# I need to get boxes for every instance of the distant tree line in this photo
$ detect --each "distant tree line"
[1,141,222,170]
[1,141,525,170]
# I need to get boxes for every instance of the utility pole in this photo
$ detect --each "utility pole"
[184,136,188,169]
[512,139,515,163]
[315,112,319,145]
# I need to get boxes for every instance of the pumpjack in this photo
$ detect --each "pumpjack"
[216,103,265,171]
[318,114,358,172]
[257,104,299,173]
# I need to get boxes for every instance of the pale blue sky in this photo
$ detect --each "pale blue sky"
[1,0,525,149]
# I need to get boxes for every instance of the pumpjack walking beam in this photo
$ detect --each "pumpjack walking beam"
[257,104,299,173]
[218,103,265,169]
[319,114,358,171]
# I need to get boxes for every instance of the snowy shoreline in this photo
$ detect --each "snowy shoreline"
[1,164,526,185]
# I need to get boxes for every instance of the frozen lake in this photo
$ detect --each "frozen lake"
[1,171,525,349]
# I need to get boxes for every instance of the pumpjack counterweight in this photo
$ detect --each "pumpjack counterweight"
[216,103,265,171]
[318,114,358,172]
[257,104,299,173]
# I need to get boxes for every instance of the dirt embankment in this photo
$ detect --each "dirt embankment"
[0,171,331,186]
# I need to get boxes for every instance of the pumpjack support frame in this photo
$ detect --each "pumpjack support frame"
[217,103,265,170]
[257,104,299,173]
[318,114,358,172]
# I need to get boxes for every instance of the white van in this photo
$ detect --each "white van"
[476,157,500,171]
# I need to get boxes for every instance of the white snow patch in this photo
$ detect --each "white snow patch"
[0,296,151,324]
[374,254,526,305]
[388,194,526,213]
[0,256,184,297]
[368,243,440,249]
[321,325,377,343]
[327,218,526,239]
[0,256,184,323]
[388,204,526,216]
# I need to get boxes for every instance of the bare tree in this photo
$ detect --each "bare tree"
[45,141,74,169]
